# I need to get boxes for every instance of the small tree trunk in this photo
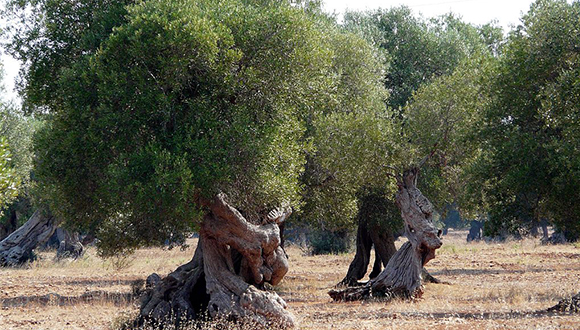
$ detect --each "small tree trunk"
[466,220,483,242]
[337,217,374,287]
[329,168,442,301]
[138,194,294,328]
[368,228,398,279]
[54,228,84,259]
[540,218,549,241]
[0,210,57,266]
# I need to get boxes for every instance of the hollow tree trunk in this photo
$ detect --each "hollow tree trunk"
[0,210,57,266]
[138,193,294,328]
[329,168,442,301]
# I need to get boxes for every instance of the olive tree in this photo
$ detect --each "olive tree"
[3,0,393,326]
[331,7,501,287]
[473,0,580,240]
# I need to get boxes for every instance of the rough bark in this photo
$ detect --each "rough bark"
[53,228,84,259]
[337,217,398,287]
[0,210,57,266]
[137,193,294,328]
[329,168,442,301]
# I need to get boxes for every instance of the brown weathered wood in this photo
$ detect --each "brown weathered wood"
[329,168,442,301]
[138,193,294,328]
[0,210,57,266]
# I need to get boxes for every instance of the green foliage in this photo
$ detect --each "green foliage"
[344,7,499,111]
[405,54,497,216]
[0,137,20,212]
[301,8,501,238]
[473,0,580,240]
[3,0,133,112]
[0,106,38,226]
[356,187,402,233]
[313,7,502,238]
[308,228,351,255]
[298,19,395,233]
[0,63,38,219]
[0,106,39,189]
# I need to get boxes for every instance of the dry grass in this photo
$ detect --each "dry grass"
[1,229,580,329]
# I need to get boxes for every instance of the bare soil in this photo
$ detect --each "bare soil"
[1,229,579,329]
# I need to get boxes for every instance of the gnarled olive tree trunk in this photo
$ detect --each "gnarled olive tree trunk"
[329,168,442,301]
[0,210,57,266]
[138,193,294,328]
[337,214,397,287]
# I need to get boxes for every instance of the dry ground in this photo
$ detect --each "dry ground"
[1,229,579,329]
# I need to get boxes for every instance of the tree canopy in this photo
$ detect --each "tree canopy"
[4,0,393,255]
[3,0,580,257]
[473,0,580,239]
[300,6,503,241]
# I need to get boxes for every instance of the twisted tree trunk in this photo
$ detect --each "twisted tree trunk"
[329,168,442,301]
[137,193,294,328]
[0,210,57,266]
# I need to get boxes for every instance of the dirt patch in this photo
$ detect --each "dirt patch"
[0,230,579,329]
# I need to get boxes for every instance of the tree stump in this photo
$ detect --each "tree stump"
[329,168,442,301]
[0,210,57,266]
[137,193,294,328]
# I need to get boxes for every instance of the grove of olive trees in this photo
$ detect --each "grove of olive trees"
[1,0,579,328]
